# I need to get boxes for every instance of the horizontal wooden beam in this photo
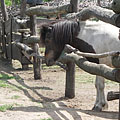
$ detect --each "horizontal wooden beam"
[65,45,120,58]
[58,45,120,83]
[26,4,72,16]
[14,42,34,54]
[23,36,40,44]
[66,6,120,27]
[107,91,119,101]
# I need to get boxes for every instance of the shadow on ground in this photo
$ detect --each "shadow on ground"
[0,59,119,120]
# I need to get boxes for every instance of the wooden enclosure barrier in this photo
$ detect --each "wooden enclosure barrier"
[0,1,120,118]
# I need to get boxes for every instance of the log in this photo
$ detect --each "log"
[65,45,120,58]
[15,19,29,28]
[64,45,120,68]
[23,36,40,44]
[14,43,120,83]
[14,42,34,55]
[26,4,72,16]
[58,49,120,83]
[17,29,30,33]
[66,6,120,28]
[107,91,119,101]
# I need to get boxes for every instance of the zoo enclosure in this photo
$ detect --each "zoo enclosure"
[0,0,120,118]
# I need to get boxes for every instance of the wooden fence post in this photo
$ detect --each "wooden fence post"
[118,83,120,120]
[20,0,29,70]
[30,15,42,79]
[0,0,8,59]
[65,0,78,98]
[65,62,75,98]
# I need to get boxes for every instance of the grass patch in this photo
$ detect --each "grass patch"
[76,72,95,83]
[11,95,20,99]
[0,104,13,112]
[0,73,15,80]
[0,80,19,91]
[42,64,60,70]
[105,79,118,84]
[76,70,118,84]
[0,80,10,88]
[40,118,53,120]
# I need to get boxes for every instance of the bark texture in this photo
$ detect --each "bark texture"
[66,6,120,27]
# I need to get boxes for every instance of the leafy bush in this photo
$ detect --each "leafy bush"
[14,0,21,4]
[5,0,12,6]
[5,0,20,6]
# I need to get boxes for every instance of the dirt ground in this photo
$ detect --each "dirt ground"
[0,59,119,120]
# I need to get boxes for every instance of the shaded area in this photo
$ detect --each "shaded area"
[0,59,119,120]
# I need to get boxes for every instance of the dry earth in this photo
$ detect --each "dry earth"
[0,59,119,120]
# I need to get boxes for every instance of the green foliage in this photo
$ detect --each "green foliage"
[0,73,15,79]
[11,95,20,99]
[0,73,19,90]
[0,104,13,112]
[5,0,20,6]
[14,0,21,4]
[40,119,53,120]
[5,0,12,6]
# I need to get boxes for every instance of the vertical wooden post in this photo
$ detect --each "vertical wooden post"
[20,0,29,70]
[30,15,41,79]
[0,0,8,59]
[65,62,75,98]
[97,0,101,6]
[65,0,78,98]
[70,0,78,12]
[20,0,27,18]
[118,83,120,120]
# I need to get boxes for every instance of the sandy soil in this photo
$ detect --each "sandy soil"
[0,59,119,120]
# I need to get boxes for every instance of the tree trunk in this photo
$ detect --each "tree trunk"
[0,0,8,21]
